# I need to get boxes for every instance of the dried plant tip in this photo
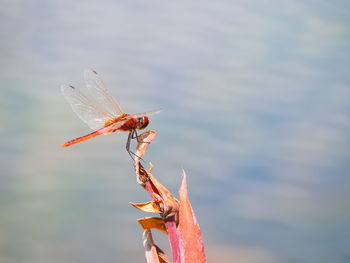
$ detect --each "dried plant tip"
[130,201,162,213]
[148,162,154,173]
[134,131,157,185]
[137,217,168,235]
[134,130,157,165]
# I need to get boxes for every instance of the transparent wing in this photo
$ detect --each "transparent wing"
[133,108,163,118]
[61,85,113,130]
[84,69,124,116]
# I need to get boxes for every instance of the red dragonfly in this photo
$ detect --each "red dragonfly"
[61,69,161,154]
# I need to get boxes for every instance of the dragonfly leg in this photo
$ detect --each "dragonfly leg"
[132,129,150,145]
[126,130,133,159]
[126,130,145,162]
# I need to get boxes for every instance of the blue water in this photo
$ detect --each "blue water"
[1,1,349,262]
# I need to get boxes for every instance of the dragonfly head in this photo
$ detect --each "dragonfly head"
[137,116,149,130]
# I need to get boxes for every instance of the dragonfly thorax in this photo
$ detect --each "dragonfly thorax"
[137,116,149,130]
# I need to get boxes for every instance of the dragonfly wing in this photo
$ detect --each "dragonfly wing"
[133,108,163,118]
[84,69,124,116]
[61,85,113,130]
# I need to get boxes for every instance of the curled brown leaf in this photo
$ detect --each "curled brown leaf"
[130,201,162,214]
[147,172,179,218]
[137,217,168,235]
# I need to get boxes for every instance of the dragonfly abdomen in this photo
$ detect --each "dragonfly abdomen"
[61,130,103,147]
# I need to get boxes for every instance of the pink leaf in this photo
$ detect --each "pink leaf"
[178,170,206,263]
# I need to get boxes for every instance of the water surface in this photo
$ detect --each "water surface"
[1,1,349,262]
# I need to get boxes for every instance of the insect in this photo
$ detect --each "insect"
[61,69,161,156]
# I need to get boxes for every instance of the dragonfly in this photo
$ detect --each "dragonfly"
[61,69,161,156]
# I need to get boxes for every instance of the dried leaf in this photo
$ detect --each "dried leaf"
[130,201,162,213]
[139,171,181,263]
[137,217,168,235]
[147,172,179,218]
[133,130,182,263]
[143,229,171,263]
[143,229,160,263]
[156,247,171,263]
[178,170,206,263]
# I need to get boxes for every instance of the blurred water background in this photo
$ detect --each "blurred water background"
[1,1,349,262]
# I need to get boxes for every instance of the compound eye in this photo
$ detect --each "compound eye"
[137,117,143,127]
